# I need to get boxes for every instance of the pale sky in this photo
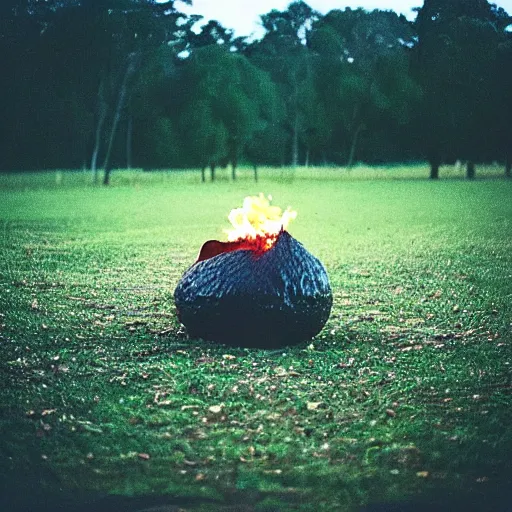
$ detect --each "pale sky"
[175,0,512,38]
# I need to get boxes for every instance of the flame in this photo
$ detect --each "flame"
[226,194,297,251]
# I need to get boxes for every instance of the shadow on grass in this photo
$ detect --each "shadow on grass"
[2,469,511,512]
[2,492,512,512]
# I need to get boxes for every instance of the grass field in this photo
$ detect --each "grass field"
[1,166,511,511]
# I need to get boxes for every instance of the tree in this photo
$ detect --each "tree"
[310,8,420,167]
[0,0,70,170]
[85,0,191,184]
[188,19,235,48]
[494,12,512,177]
[414,0,511,179]
[247,1,321,167]
[177,43,279,180]
[0,0,193,176]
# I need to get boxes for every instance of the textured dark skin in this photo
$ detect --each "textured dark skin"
[174,231,332,348]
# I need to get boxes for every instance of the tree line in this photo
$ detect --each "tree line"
[1,0,511,182]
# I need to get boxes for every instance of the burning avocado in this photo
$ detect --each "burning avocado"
[174,195,332,348]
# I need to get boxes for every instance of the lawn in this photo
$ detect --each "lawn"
[0,166,511,511]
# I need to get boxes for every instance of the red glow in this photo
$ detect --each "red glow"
[196,233,280,263]
[235,233,278,252]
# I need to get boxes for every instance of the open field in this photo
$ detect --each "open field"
[0,167,511,511]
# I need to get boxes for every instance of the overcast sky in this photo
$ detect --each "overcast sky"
[175,0,512,38]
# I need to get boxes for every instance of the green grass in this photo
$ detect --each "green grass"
[1,166,511,511]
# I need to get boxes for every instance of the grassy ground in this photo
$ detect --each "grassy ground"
[0,166,511,511]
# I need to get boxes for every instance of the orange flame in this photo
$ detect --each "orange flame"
[226,194,297,251]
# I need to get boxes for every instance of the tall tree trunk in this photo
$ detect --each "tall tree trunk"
[210,163,216,182]
[253,164,258,183]
[201,166,206,183]
[347,123,364,168]
[305,148,310,168]
[429,157,440,179]
[505,156,511,178]
[91,79,107,184]
[231,156,238,181]
[292,110,299,168]
[466,160,476,180]
[103,54,138,185]
[126,116,133,170]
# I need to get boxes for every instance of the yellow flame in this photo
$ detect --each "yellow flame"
[226,194,297,245]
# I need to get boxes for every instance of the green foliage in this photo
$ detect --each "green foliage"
[0,168,511,510]
[177,45,279,170]
[1,0,511,173]
[413,0,512,169]
[311,8,421,165]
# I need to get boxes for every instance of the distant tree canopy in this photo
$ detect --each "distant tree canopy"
[414,0,512,178]
[1,0,511,180]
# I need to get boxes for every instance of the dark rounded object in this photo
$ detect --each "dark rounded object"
[174,231,332,348]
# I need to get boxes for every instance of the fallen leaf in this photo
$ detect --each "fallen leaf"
[386,409,396,418]
[138,453,150,460]
[416,471,429,478]
[208,405,223,414]
[76,420,103,434]
[400,345,423,352]
[307,402,323,411]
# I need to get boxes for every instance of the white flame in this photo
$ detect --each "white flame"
[226,194,297,242]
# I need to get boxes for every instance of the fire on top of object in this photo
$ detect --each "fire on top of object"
[226,193,297,252]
